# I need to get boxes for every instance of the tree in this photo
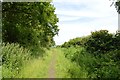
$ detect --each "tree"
[115,0,120,13]
[2,2,59,48]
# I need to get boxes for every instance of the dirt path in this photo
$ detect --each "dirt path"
[18,48,77,78]
[48,49,57,78]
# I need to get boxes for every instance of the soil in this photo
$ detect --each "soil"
[48,49,57,78]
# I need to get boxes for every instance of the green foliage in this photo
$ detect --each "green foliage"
[18,49,53,78]
[105,49,120,64]
[115,0,120,13]
[56,48,87,78]
[62,30,120,55]
[61,36,90,48]
[85,30,113,54]
[2,2,59,78]
[112,33,120,50]
[2,2,59,48]
[2,43,31,78]
[85,30,120,54]
[61,30,120,78]
[63,47,120,78]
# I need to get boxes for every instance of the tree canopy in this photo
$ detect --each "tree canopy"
[2,2,59,47]
[115,0,120,13]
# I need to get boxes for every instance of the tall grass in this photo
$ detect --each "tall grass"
[2,43,31,78]
[18,49,53,78]
[56,48,88,78]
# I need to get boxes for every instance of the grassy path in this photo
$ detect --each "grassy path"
[48,49,57,78]
[18,48,81,78]
[18,49,54,78]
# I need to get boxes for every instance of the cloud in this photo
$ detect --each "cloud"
[53,0,118,45]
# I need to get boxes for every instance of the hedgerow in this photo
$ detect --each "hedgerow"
[62,30,120,78]
[63,47,120,78]
[85,30,120,55]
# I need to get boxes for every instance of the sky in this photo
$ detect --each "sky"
[52,0,118,45]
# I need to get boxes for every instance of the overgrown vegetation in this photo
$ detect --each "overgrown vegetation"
[61,36,90,48]
[1,1,120,79]
[2,2,59,78]
[2,43,31,77]
[61,30,120,78]
[2,2,59,48]
[85,30,120,54]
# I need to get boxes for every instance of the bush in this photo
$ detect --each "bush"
[63,47,120,78]
[112,33,120,50]
[105,50,120,64]
[62,30,120,78]
[61,36,90,48]
[91,52,120,78]
[85,30,114,54]
[28,45,45,58]
[62,47,88,78]
[2,43,31,78]
[62,30,120,55]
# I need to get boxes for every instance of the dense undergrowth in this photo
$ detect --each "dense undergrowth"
[2,2,59,78]
[2,43,48,78]
[55,48,88,78]
[2,43,31,77]
[61,30,120,78]
[2,1,120,79]
[1,43,42,78]
[62,47,120,78]
[1,30,120,78]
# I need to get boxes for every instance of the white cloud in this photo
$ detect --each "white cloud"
[53,0,118,45]
[54,17,117,45]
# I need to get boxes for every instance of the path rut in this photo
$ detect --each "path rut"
[48,49,57,78]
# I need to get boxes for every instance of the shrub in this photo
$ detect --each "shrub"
[91,53,120,78]
[61,36,90,48]
[2,43,31,78]
[105,50,120,64]
[28,45,45,58]
[61,30,120,78]
[63,47,120,78]
[85,30,113,54]
[112,32,120,50]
